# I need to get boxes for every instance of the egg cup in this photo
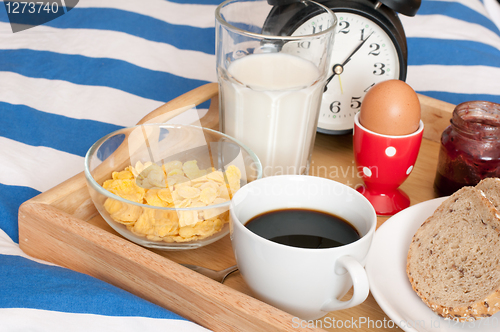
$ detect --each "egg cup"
[353,113,424,215]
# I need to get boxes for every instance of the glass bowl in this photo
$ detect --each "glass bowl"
[84,124,262,250]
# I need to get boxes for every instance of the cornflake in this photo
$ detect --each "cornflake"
[101,159,242,243]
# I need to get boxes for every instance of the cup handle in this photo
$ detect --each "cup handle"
[321,255,370,312]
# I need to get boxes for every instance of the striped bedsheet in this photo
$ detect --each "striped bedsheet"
[0,0,499,331]
[402,0,500,105]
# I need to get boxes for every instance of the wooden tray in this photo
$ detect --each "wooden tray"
[18,83,455,332]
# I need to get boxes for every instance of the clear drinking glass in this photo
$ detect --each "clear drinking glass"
[216,0,336,176]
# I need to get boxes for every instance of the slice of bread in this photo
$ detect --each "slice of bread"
[407,184,500,321]
[476,177,500,211]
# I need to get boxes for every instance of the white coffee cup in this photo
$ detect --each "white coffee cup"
[229,175,376,320]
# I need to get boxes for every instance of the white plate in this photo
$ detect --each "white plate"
[366,197,500,332]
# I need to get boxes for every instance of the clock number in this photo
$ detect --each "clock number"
[360,28,365,41]
[232,49,251,59]
[338,21,350,34]
[298,41,311,49]
[311,25,323,34]
[373,63,386,76]
[368,43,380,56]
[351,97,362,109]
[329,101,341,113]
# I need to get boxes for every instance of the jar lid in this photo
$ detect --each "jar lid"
[452,101,500,139]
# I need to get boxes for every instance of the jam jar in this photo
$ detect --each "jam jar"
[434,101,500,196]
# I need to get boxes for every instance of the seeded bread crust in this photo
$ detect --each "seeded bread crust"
[407,184,500,321]
[476,177,500,211]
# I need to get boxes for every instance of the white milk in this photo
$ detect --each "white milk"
[219,53,323,176]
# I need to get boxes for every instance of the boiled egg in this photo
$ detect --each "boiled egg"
[359,80,421,136]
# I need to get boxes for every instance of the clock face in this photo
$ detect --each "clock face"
[291,11,402,133]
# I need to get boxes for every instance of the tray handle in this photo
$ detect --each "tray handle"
[137,82,219,129]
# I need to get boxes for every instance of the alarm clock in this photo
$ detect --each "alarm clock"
[263,0,421,134]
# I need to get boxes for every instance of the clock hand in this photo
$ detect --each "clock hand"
[324,31,374,92]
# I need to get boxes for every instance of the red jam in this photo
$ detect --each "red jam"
[434,101,500,196]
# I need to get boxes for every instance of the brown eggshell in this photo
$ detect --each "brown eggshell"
[359,80,421,136]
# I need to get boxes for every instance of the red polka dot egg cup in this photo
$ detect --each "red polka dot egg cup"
[353,113,424,215]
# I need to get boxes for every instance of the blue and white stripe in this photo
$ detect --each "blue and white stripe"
[1,0,500,331]
[0,0,215,330]
[402,0,500,105]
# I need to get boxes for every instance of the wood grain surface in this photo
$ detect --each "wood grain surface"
[18,83,454,332]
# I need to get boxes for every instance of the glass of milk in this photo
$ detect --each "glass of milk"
[215,0,336,177]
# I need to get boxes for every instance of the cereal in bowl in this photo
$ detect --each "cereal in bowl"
[101,160,241,243]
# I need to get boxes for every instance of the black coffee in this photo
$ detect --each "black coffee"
[245,208,360,249]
